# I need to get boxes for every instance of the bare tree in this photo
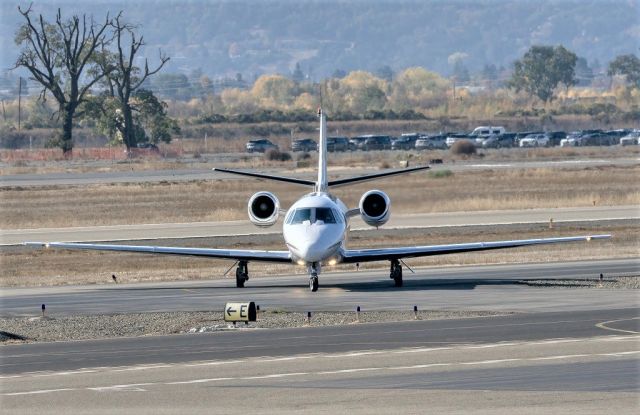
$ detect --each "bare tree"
[14,5,112,154]
[103,14,169,150]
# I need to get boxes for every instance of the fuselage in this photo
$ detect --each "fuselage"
[283,192,348,265]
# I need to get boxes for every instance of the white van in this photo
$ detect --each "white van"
[469,126,506,144]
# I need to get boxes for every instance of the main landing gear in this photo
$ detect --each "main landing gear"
[235,261,249,288]
[308,262,320,292]
[390,259,403,287]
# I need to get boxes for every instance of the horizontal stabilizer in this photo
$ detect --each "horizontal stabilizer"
[212,168,315,186]
[328,165,430,187]
[213,165,430,188]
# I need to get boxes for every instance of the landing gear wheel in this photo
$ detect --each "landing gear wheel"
[390,259,403,287]
[393,269,403,287]
[235,261,248,288]
[309,275,319,292]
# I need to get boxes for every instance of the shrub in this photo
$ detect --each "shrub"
[450,140,476,156]
[429,169,453,179]
[265,148,292,161]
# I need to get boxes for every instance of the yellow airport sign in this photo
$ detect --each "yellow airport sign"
[224,302,257,322]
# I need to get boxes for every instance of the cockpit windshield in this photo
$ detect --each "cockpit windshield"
[286,207,341,225]
[290,208,312,224]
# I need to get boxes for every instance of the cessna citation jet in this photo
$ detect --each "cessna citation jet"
[27,109,610,292]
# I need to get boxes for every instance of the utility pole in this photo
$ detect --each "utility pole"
[17,77,22,131]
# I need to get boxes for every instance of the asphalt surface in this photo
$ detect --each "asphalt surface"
[2,259,637,317]
[4,205,637,245]
[1,309,638,413]
[2,157,637,187]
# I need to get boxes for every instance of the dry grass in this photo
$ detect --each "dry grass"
[2,165,638,229]
[2,221,635,287]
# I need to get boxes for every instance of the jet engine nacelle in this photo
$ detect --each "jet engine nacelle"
[248,191,280,227]
[359,190,390,227]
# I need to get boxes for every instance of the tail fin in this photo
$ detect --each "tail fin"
[316,108,328,192]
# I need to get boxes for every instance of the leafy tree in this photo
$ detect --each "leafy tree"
[292,62,304,83]
[608,54,640,88]
[390,67,448,111]
[101,13,169,149]
[481,64,498,81]
[251,75,296,108]
[14,5,112,154]
[375,65,394,82]
[507,45,577,102]
[152,73,191,100]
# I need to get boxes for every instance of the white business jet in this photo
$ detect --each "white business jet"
[26,109,610,292]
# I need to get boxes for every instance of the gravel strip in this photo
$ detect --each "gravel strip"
[0,310,507,344]
[515,276,640,289]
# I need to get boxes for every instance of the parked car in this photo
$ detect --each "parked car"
[445,133,470,148]
[579,132,616,146]
[391,133,420,150]
[362,135,392,151]
[478,133,516,149]
[291,138,317,152]
[519,133,550,147]
[349,136,368,151]
[326,136,351,152]
[547,131,567,146]
[415,134,447,150]
[619,131,640,146]
[514,131,544,146]
[246,138,278,153]
[560,131,582,147]
[135,142,160,152]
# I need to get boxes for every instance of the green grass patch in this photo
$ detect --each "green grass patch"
[429,169,453,179]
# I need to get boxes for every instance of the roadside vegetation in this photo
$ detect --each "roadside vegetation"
[3,5,638,157]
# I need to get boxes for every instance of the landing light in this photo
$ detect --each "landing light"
[297,260,306,266]
[327,259,337,266]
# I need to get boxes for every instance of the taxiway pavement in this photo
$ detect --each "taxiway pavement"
[2,259,638,317]
[3,205,637,245]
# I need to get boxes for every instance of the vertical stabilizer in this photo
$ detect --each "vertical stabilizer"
[316,108,328,192]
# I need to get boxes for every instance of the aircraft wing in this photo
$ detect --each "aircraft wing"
[340,235,611,263]
[24,242,292,263]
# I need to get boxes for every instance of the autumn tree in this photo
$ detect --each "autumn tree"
[14,5,112,154]
[507,45,577,103]
[100,13,169,149]
[389,67,448,111]
[608,54,640,88]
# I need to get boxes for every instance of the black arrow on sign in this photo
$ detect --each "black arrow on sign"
[226,306,237,316]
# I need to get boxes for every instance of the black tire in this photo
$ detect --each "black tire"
[236,269,246,288]
[393,270,403,287]
[309,276,319,292]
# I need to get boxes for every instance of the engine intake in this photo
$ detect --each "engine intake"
[248,191,280,227]
[359,190,390,227]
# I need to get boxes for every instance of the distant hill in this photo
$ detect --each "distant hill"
[2,0,638,80]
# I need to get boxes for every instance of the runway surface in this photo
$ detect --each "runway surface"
[2,309,638,413]
[2,157,636,187]
[2,259,638,317]
[3,205,637,245]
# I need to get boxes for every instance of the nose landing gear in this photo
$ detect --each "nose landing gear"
[390,259,403,287]
[235,261,249,288]
[308,262,320,292]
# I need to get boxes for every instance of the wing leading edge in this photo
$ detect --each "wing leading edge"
[24,242,292,263]
[340,234,611,263]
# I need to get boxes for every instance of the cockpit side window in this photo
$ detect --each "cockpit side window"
[315,207,336,224]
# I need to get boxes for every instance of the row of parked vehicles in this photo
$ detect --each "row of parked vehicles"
[245,128,640,153]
